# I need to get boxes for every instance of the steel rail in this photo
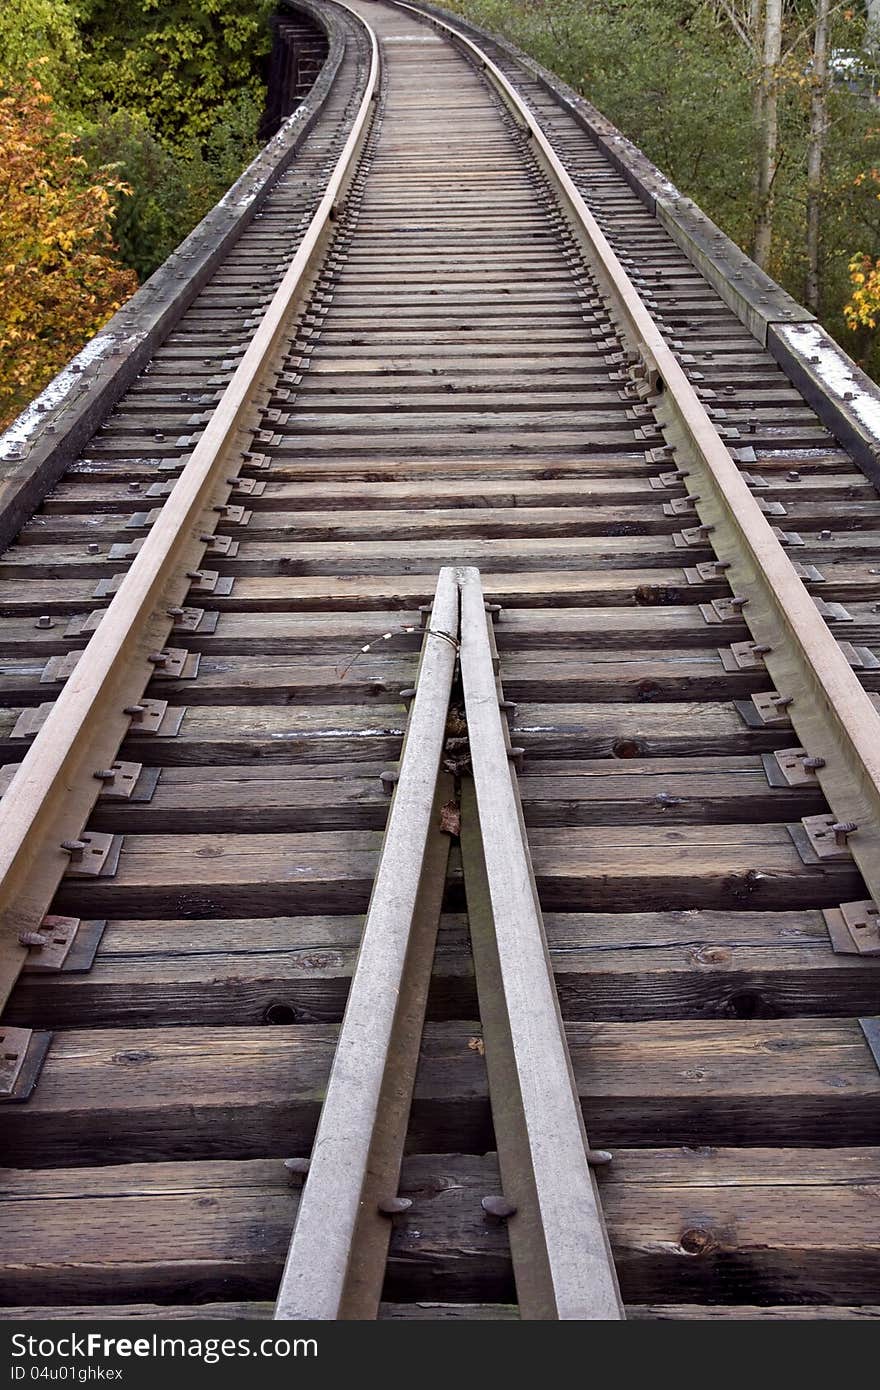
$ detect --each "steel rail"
[457,568,624,1320]
[396,0,880,911]
[273,569,459,1320]
[0,8,381,1009]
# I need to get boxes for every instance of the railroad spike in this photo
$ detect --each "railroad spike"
[283,1157,310,1187]
[481,1195,518,1221]
[18,932,48,949]
[377,1196,412,1216]
[833,821,858,847]
[586,1149,614,1167]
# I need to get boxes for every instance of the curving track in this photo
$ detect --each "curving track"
[0,0,879,1321]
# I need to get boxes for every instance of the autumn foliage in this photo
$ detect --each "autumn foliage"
[0,73,137,428]
[845,252,880,332]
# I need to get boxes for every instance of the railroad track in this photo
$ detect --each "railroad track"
[0,0,879,1321]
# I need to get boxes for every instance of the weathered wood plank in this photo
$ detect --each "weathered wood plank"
[150,651,763,706]
[46,473,867,512]
[629,1305,880,1320]
[3,1301,876,1320]
[3,1019,878,1164]
[8,908,877,1030]
[8,563,867,613]
[0,604,756,663]
[45,473,665,511]
[3,698,815,766]
[23,507,681,547]
[46,819,861,917]
[1,1148,877,1305]
[61,755,822,832]
[6,528,878,583]
[10,534,879,585]
[1,568,724,616]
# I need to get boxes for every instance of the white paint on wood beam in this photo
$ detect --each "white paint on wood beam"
[778,322,880,439]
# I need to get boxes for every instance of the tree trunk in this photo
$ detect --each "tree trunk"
[868,0,880,53]
[753,0,783,268]
[751,0,765,208]
[805,0,830,311]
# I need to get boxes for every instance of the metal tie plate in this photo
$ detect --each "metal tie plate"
[146,648,199,680]
[40,651,84,684]
[62,831,123,878]
[11,703,56,740]
[720,641,768,671]
[95,760,154,801]
[65,611,105,638]
[860,1019,880,1073]
[19,915,80,971]
[736,692,794,728]
[762,748,823,788]
[823,902,880,956]
[125,700,186,737]
[800,814,857,862]
[0,1028,52,1102]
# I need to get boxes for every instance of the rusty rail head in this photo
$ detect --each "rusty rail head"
[394,0,880,909]
[0,6,381,1010]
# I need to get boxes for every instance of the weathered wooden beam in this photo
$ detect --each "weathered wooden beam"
[7,908,878,1031]
[1,1148,877,1306]
[3,1018,879,1165]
